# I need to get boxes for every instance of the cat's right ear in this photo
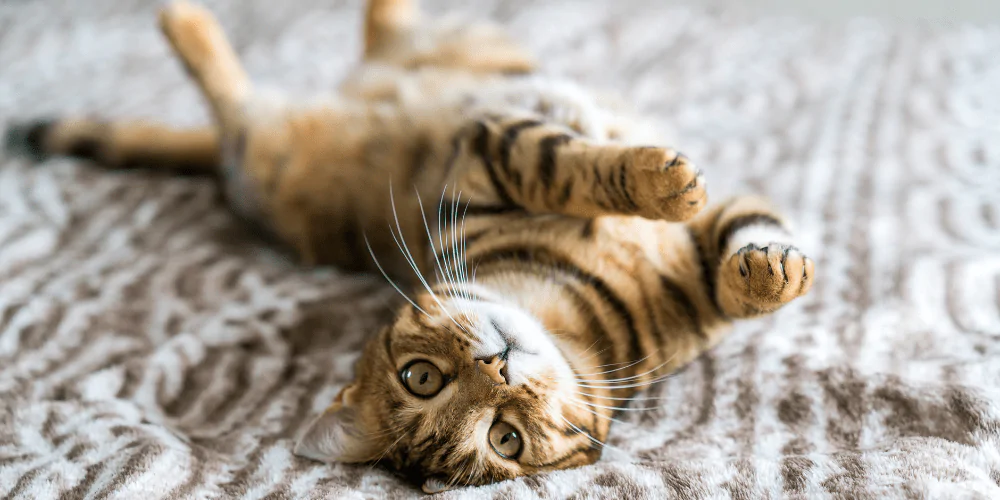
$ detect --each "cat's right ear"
[294,385,375,463]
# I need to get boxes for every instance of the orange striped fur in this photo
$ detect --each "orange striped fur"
[3,0,814,492]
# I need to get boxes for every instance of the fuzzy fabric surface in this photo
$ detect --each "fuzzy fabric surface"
[2,0,1000,498]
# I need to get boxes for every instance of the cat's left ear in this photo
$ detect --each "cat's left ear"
[294,384,374,463]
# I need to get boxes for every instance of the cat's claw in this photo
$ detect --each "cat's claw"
[725,242,814,315]
[627,147,707,222]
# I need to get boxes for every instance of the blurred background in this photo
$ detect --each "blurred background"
[722,0,1000,21]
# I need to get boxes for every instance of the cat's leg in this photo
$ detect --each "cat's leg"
[687,196,815,318]
[361,0,536,74]
[158,1,252,132]
[364,0,418,58]
[460,116,707,222]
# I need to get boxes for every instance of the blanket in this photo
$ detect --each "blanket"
[2,0,999,498]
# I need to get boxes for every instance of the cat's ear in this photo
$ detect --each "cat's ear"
[294,385,374,463]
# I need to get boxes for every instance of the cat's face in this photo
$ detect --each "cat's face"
[295,290,604,492]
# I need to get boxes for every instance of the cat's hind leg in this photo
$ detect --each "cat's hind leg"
[688,196,815,318]
[3,1,243,174]
[158,1,252,132]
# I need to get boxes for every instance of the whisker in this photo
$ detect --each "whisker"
[590,359,641,370]
[364,233,429,317]
[572,392,682,402]
[415,187,469,320]
[434,187,466,313]
[388,183,470,334]
[575,371,678,390]
[448,189,471,305]
[564,399,630,425]
[570,398,665,413]
[576,351,680,385]
[452,193,474,304]
[576,359,672,384]
[574,355,652,377]
[560,415,620,452]
[369,431,407,470]
[573,338,602,363]
[459,197,474,291]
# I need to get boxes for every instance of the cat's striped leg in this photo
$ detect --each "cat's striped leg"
[158,1,251,131]
[462,116,707,221]
[688,197,815,318]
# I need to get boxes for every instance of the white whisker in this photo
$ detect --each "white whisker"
[388,183,469,334]
[435,186,462,303]
[569,397,665,413]
[364,234,429,317]
[575,371,678,390]
[415,187,467,316]
[574,355,652,377]
[576,351,680,385]
[573,392,681,402]
[560,415,618,451]
[576,359,673,384]
[563,399,630,425]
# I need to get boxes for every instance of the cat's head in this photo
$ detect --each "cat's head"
[294,288,604,492]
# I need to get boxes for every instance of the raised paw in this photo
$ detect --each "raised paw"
[158,1,220,68]
[719,242,814,316]
[626,147,707,222]
[157,1,250,125]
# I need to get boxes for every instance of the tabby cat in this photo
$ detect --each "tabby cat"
[4,0,815,493]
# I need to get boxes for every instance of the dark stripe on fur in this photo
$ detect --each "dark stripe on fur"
[499,119,543,176]
[538,134,572,190]
[472,122,517,207]
[556,179,573,206]
[616,162,639,211]
[659,275,707,340]
[688,227,724,317]
[538,442,599,469]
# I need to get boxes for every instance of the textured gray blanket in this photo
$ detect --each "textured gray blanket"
[2,0,1000,498]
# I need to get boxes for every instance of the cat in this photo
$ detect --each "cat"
[4,0,814,493]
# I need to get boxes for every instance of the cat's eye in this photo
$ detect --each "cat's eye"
[400,360,445,398]
[488,421,523,459]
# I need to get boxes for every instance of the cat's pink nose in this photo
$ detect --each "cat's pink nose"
[477,356,507,385]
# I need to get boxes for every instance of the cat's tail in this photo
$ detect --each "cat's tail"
[4,118,220,175]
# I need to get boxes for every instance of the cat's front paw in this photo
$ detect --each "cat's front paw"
[626,147,707,222]
[720,243,814,316]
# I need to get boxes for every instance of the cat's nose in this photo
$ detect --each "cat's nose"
[477,355,507,385]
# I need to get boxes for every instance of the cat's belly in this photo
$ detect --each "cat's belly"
[217,130,277,239]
